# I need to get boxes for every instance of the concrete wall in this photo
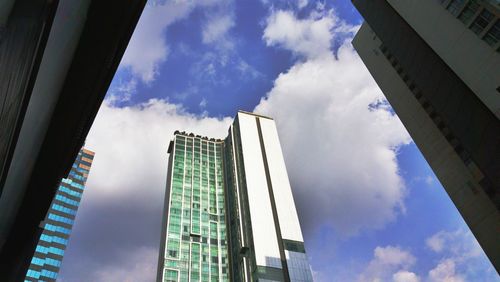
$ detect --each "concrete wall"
[386,0,500,118]
[353,22,500,272]
[259,117,303,242]
[237,112,283,269]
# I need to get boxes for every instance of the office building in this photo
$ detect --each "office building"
[25,148,94,281]
[157,111,313,282]
[0,0,145,279]
[352,0,500,272]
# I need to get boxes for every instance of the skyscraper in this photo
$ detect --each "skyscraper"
[351,0,499,272]
[157,111,313,282]
[0,1,145,278]
[25,148,94,281]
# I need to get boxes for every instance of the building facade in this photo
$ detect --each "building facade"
[157,111,313,282]
[352,0,500,272]
[25,148,94,281]
[0,1,145,279]
[158,132,228,282]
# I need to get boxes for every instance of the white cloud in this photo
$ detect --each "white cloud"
[423,228,498,281]
[59,99,232,281]
[91,246,157,282]
[393,270,420,282]
[106,78,138,104]
[353,231,495,282]
[237,59,263,80]
[190,52,231,85]
[199,97,208,108]
[426,232,446,253]
[202,14,235,49]
[263,10,334,59]
[263,9,359,60]
[256,10,411,236]
[426,229,482,259]
[428,259,464,282]
[297,0,308,9]
[85,99,232,209]
[121,0,225,83]
[425,175,434,185]
[372,246,416,266]
[358,246,416,282]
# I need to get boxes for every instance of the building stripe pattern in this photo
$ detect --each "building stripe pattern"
[25,148,94,282]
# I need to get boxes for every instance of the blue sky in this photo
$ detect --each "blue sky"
[58,0,498,281]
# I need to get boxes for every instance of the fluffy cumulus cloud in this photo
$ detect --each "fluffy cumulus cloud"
[58,100,231,281]
[424,229,497,281]
[84,99,231,206]
[358,245,418,282]
[425,229,482,258]
[355,230,497,282]
[263,10,334,59]
[428,259,464,282]
[393,270,420,282]
[121,0,227,83]
[256,9,411,236]
[263,9,358,59]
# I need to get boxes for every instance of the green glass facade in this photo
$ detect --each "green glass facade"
[158,112,313,282]
[161,134,228,282]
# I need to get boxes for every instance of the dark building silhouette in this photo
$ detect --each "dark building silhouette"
[352,0,500,272]
[0,0,146,280]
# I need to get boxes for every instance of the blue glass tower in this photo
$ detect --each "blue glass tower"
[25,148,94,281]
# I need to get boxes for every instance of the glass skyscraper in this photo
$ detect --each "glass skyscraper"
[25,148,94,281]
[157,111,313,282]
[158,130,228,282]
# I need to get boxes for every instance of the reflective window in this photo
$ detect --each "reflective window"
[45,223,71,235]
[35,245,65,256]
[483,20,500,46]
[447,0,466,16]
[26,269,40,279]
[55,194,79,206]
[41,269,58,279]
[39,234,68,245]
[470,9,494,34]
[458,0,480,24]
[58,186,82,198]
[52,204,76,215]
[48,213,74,225]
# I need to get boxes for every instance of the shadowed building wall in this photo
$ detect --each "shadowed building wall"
[352,0,500,272]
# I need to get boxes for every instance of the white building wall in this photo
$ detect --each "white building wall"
[386,0,500,118]
[237,113,282,269]
[259,118,304,242]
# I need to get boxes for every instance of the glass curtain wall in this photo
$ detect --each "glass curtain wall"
[162,134,228,282]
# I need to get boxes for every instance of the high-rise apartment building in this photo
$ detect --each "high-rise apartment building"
[351,0,500,272]
[25,148,94,281]
[157,111,313,282]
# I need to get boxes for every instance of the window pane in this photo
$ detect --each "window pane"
[470,9,494,34]
[447,0,466,16]
[458,0,480,24]
[483,20,500,46]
